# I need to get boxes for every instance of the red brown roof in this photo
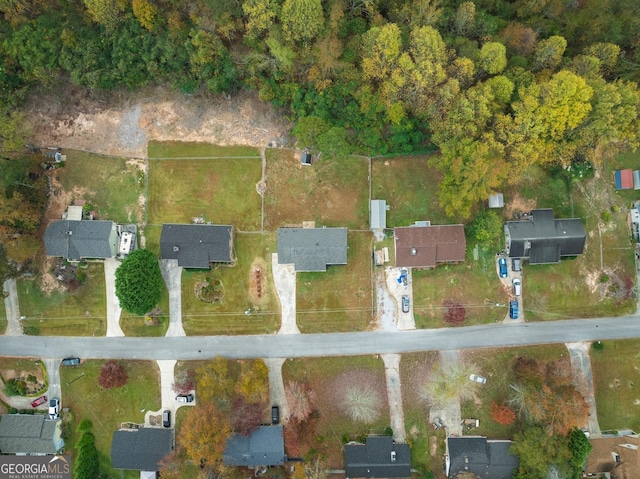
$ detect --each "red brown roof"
[394,225,466,268]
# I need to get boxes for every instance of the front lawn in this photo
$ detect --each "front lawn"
[120,281,170,337]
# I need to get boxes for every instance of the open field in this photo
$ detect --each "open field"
[57,150,145,224]
[592,339,640,432]
[148,141,260,159]
[18,264,106,336]
[371,155,449,227]
[181,233,280,335]
[60,360,160,478]
[264,149,369,229]
[297,232,373,333]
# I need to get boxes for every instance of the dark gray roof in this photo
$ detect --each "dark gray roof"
[447,437,518,479]
[277,227,348,272]
[110,428,173,471]
[160,224,233,268]
[44,220,117,260]
[506,209,586,264]
[0,414,63,454]
[223,426,285,467]
[345,436,411,478]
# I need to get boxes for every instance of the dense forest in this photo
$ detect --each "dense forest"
[1,0,640,242]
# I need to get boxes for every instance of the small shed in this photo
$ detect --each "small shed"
[370,200,389,231]
[489,193,504,208]
[301,150,312,166]
[615,169,634,190]
[634,170,640,190]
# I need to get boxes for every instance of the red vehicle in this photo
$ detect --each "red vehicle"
[31,395,47,408]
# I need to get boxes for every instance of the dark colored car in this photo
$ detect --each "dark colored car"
[163,410,171,428]
[271,406,280,425]
[31,395,47,408]
[401,295,410,313]
[61,357,80,366]
[498,258,508,278]
[509,300,519,319]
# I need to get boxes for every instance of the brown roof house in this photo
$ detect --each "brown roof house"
[394,223,466,268]
[585,432,640,479]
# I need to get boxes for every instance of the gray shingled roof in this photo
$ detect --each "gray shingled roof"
[506,209,586,264]
[447,437,518,479]
[44,220,117,260]
[277,228,347,272]
[0,414,63,454]
[345,436,411,478]
[370,200,387,231]
[110,428,173,471]
[160,224,233,268]
[223,426,285,467]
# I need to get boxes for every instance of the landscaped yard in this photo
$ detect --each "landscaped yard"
[181,233,280,335]
[591,339,640,432]
[147,142,262,230]
[264,149,369,229]
[18,263,106,336]
[297,231,373,333]
[120,282,170,337]
[60,360,160,479]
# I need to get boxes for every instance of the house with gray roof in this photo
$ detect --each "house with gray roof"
[110,428,173,472]
[44,220,118,261]
[277,227,348,272]
[0,414,64,455]
[446,437,518,479]
[345,436,411,478]
[223,426,286,468]
[160,224,234,269]
[505,209,586,264]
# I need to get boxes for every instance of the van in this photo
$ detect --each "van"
[513,278,521,296]
[162,410,171,428]
[271,406,279,425]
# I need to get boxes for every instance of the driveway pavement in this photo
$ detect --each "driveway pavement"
[374,269,396,331]
[381,354,406,441]
[44,358,61,404]
[104,258,124,337]
[385,267,415,330]
[3,279,23,336]
[265,358,287,422]
[160,259,186,337]
[497,255,524,323]
[566,342,602,438]
[145,360,189,427]
[429,350,462,436]
[272,254,300,335]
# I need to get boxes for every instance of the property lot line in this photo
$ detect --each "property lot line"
[3,315,640,361]
[148,156,261,160]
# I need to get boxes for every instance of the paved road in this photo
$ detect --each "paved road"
[2,316,640,360]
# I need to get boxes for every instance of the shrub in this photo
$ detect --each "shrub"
[23,325,40,335]
[98,360,128,389]
[602,211,611,222]
[4,378,27,396]
[442,300,467,326]
[77,419,93,433]
[384,427,393,437]
[490,401,516,425]
[592,341,604,351]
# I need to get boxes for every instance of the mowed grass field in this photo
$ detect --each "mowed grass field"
[18,263,106,336]
[264,149,369,229]
[296,231,374,333]
[147,142,262,230]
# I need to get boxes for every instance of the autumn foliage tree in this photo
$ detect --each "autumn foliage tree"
[178,402,232,469]
[442,300,467,325]
[234,359,269,404]
[285,381,317,422]
[172,368,195,395]
[230,397,262,436]
[98,360,128,389]
[490,402,516,425]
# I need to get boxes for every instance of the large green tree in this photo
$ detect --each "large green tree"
[115,249,163,316]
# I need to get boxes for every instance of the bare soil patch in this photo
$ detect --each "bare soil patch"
[505,193,537,218]
[248,257,269,306]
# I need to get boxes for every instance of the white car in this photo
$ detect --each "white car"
[469,374,487,384]
[176,393,194,403]
[49,398,60,420]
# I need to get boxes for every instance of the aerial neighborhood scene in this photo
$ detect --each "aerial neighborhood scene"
[2,1,640,479]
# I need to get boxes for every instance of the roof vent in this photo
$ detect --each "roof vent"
[173,246,180,252]
[67,231,73,235]
[411,247,417,255]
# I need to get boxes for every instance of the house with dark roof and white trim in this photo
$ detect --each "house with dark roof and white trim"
[44,220,119,261]
[110,427,173,473]
[277,227,347,272]
[344,436,411,478]
[0,414,64,455]
[160,224,234,269]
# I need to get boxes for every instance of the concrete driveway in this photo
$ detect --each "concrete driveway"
[566,342,602,437]
[386,267,415,330]
[497,255,524,323]
[3,279,23,336]
[272,254,300,335]
[44,358,61,405]
[382,354,406,442]
[145,360,185,428]
[104,258,124,337]
[265,358,287,422]
[159,259,186,337]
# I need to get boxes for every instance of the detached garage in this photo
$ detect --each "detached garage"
[615,169,634,190]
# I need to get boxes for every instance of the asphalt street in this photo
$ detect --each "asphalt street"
[2,315,639,360]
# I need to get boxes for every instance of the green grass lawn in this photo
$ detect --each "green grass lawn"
[120,281,170,337]
[264,149,369,229]
[591,339,640,432]
[0,294,6,334]
[18,264,106,336]
[411,246,510,328]
[181,233,280,335]
[297,232,373,333]
[148,141,260,158]
[142,224,162,256]
[60,360,160,478]
[58,150,145,223]
[371,155,450,227]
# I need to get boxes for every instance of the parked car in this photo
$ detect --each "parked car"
[176,393,194,403]
[271,406,280,425]
[61,357,80,366]
[509,300,519,320]
[49,398,60,420]
[498,258,508,278]
[511,258,521,272]
[469,374,487,384]
[31,395,47,408]
[162,410,171,428]
[401,295,410,313]
[513,278,522,296]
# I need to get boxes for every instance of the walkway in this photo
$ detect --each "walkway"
[272,253,299,334]
[566,342,602,438]
[160,259,186,337]
[3,279,22,336]
[381,354,406,442]
[104,258,124,337]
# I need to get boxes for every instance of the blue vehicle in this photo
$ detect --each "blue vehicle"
[499,258,508,278]
[509,300,519,319]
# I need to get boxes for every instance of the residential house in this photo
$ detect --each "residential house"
[446,436,519,479]
[0,414,64,455]
[504,209,586,264]
[344,436,411,478]
[110,427,173,474]
[44,220,118,261]
[584,432,640,479]
[277,227,348,272]
[160,224,234,269]
[223,425,286,468]
[394,223,466,269]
